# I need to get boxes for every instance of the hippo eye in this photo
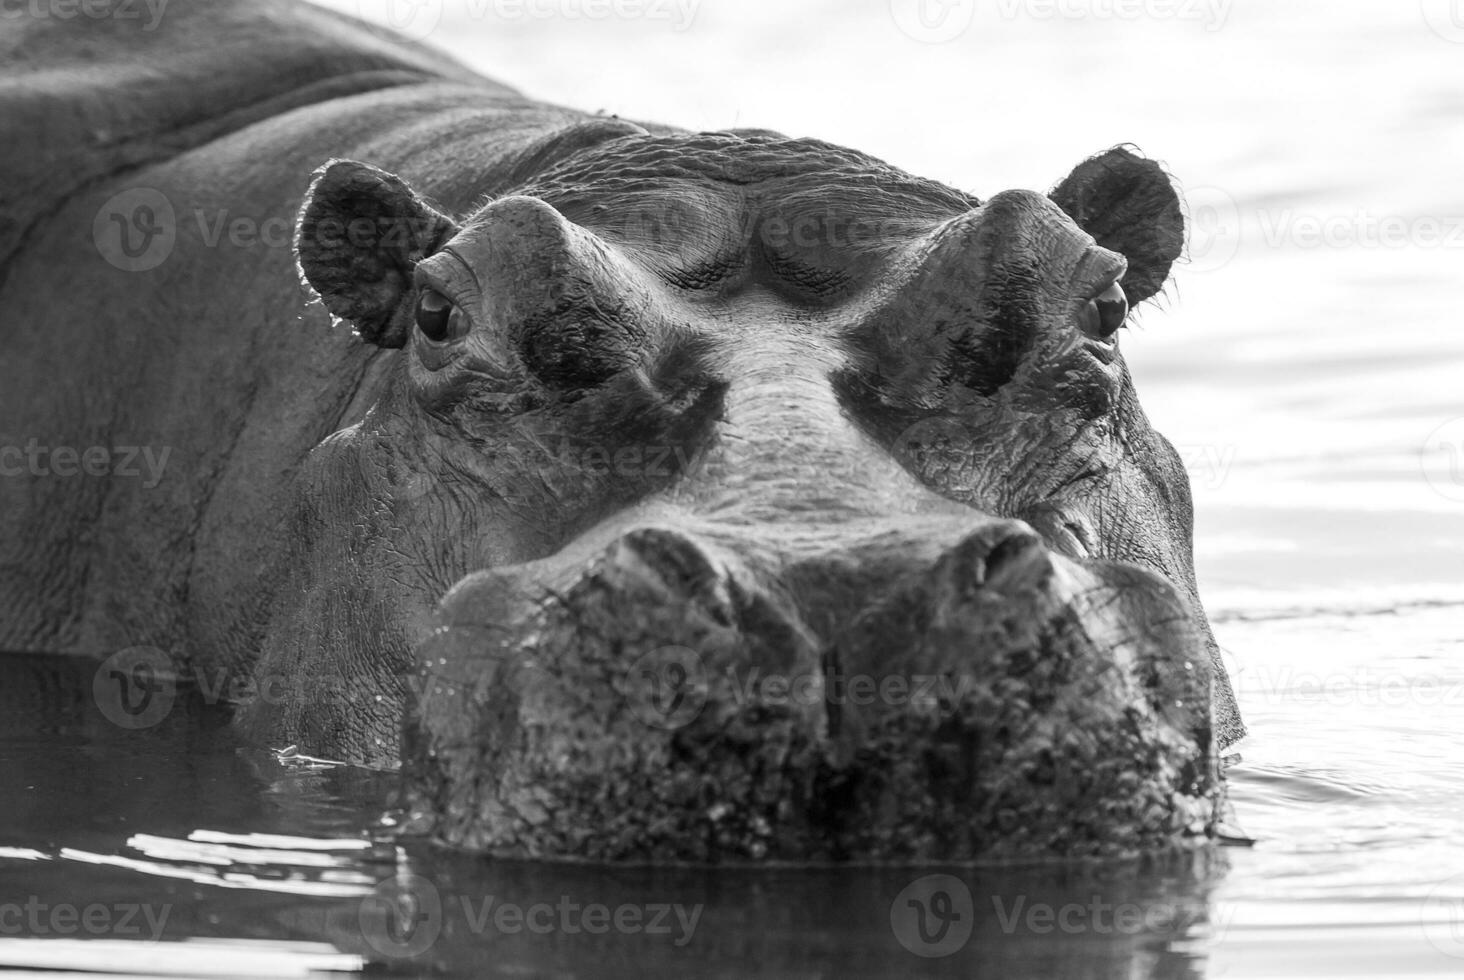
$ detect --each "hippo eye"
[1080,281,1128,341]
[415,288,461,343]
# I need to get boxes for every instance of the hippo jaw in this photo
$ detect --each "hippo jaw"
[273,134,1239,861]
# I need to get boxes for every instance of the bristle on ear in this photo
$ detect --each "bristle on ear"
[295,159,460,348]
[1049,146,1185,307]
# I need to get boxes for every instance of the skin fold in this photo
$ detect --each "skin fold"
[0,0,1242,861]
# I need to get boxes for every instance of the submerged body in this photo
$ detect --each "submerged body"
[0,0,1241,860]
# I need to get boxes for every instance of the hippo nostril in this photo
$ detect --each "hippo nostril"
[929,527,1047,609]
[984,534,1040,573]
[609,527,736,627]
[980,534,1051,595]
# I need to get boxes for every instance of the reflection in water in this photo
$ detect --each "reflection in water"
[0,652,1227,978]
[0,938,362,978]
[326,853,1225,979]
[61,832,382,897]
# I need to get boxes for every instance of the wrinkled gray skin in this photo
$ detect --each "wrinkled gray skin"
[1,0,1241,861]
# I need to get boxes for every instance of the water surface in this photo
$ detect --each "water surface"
[4,1,1463,976]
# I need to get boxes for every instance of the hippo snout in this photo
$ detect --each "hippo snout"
[409,514,1217,862]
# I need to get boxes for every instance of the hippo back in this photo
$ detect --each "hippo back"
[0,0,657,671]
[0,0,507,276]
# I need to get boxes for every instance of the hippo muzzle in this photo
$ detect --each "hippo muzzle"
[416,512,1214,862]
[274,135,1238,861]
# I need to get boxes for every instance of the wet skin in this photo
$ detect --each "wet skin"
[0,0,1241,860]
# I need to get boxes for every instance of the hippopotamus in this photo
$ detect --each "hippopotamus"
[0,0,1242,861]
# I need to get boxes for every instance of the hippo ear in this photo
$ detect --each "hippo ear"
[295,160,460,348]
[1049,146,1184,306]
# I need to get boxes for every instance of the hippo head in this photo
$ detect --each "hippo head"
[270,132,1242,861]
